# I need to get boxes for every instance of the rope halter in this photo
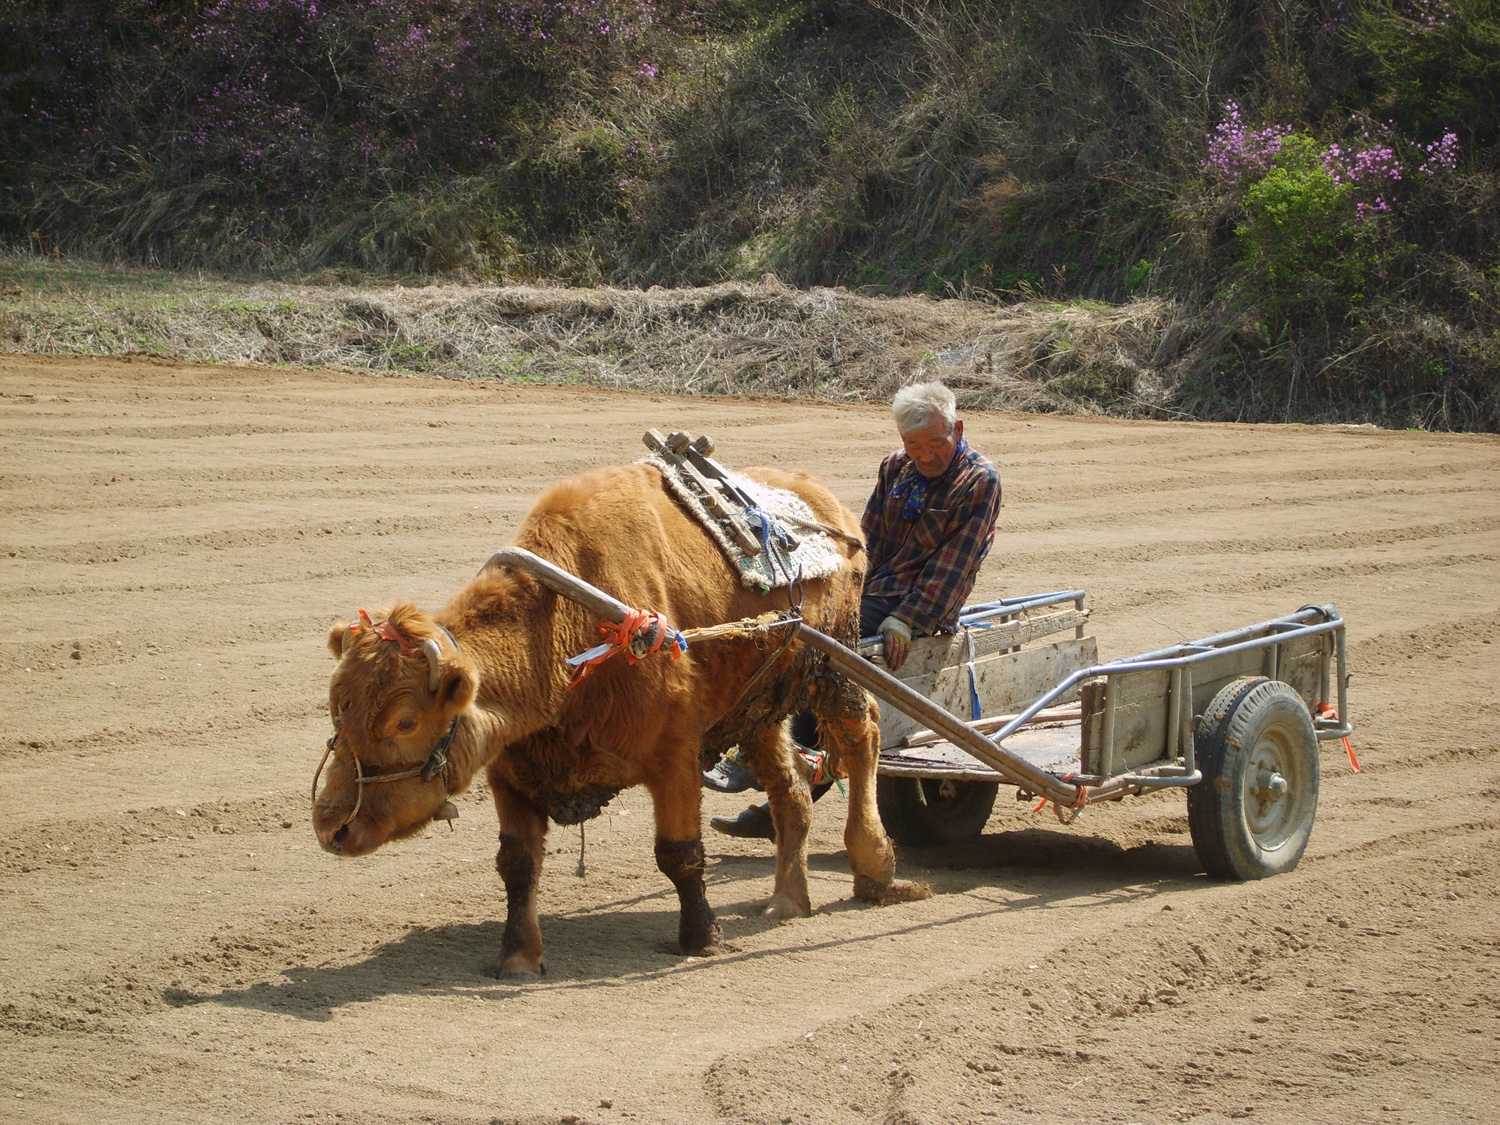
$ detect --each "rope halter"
[313,611,463,831]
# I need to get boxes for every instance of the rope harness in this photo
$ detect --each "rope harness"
[313,715,460,830]
[743,504,805,603]
[565,607,690,686]
[564,606,817,688]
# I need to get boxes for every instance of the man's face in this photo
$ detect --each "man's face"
[900,418,963,479]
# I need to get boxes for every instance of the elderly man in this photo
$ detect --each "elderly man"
[707,380,1002,838]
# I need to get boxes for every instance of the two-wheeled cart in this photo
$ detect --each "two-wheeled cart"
[798,592,1353,880]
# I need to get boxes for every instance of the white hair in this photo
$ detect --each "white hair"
[892,381,957,434]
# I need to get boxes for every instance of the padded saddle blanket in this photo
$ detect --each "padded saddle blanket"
[642,454,847,592]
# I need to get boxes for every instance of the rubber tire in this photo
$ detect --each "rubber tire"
[877,776,999,847]
[1187,677,1319,881]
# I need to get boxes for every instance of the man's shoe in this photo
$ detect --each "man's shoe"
[709,804,776,840]
[702,753,760,793]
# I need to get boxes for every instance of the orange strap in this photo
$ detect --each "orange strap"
[1316,703,1361,772]
[1031,772,1089,823]
[802,749,847,787]
[567,608,687,686]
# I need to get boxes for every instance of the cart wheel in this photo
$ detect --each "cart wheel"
[877,776,999,847]
[1187,677,1319,881]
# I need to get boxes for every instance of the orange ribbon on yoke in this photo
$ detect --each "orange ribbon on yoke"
[566,607,688,686]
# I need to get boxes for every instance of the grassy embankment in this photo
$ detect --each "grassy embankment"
[2,1,1496,428]
[0,254,1177,416]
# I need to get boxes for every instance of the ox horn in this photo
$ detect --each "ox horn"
[420,638,443,693]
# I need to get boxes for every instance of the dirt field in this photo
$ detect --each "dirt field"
[2,352,1497,1125]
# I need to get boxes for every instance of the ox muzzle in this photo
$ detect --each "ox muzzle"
[312,716,461,846]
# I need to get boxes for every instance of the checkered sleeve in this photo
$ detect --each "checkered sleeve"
[891,462,1001,634]
[860,450,906,568]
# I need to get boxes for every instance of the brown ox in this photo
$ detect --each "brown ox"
[312,462,928,978]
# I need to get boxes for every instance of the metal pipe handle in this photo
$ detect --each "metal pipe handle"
[479,547,632,625]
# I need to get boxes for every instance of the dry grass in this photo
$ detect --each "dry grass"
[0,255,1183,417]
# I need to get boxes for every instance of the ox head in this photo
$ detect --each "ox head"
[313,603,478,857]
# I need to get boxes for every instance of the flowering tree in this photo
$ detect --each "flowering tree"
[1204,98,1460,301]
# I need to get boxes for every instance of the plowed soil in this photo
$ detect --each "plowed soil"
[2,353,1497,1125]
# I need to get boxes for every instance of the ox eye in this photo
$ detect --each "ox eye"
[395,717,419,735]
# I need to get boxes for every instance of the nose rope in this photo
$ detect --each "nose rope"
[312,734,367,829]
[313,716,461,830]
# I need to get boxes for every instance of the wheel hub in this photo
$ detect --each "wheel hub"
[1252,769,1288,803]
[1245,735,1297,840]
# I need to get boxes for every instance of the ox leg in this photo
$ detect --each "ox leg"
[739,721,813,919]
[490,780,549,980]
[816,683,932,905]
[645,754,721,957]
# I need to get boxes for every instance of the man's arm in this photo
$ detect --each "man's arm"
[861,450,904,572]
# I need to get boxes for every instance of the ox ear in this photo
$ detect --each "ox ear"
[438,663,477,711]
[328,622,352,659]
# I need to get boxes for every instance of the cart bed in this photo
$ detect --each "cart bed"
[878,721,1082,781]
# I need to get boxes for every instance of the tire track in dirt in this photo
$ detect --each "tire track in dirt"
[1008,484,1498,537]
[1347,610,1500,668]
[1011,551,1498,611]
[3,513,524,566]
[1009,517,1500,568]
[1015,462,1495,506]
[705,822,1500,1125]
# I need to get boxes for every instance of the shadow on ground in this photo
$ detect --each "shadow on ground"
[164,831,1203,1021]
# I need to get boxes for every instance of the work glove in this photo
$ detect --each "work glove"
[878,615,913,672]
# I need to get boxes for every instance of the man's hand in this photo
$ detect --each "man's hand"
[878,615,913,672]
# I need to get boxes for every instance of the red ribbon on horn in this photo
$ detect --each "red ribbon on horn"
[350,608,416,655]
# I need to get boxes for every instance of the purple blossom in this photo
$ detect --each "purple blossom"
[1323,143,1403,187]
[1206,103,1462,221]
[1204,102,1292,186]
[1418,132,1460,175]
[1404,0,1454,31]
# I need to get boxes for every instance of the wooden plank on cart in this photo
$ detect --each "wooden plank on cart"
[875,635,1098,750]
[880,721,1082,780]
[859,607,1088,677]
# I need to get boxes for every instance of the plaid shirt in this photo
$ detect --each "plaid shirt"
[861,443,1001,635]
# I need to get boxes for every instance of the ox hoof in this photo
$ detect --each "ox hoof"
[680,924,723,958]
[488,956,545,981]
[853,874,932,905]
[761,894,812,921]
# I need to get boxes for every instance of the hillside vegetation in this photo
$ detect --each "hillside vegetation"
[2,0,1497,429]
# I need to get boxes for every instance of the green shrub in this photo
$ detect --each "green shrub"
[1236,135,1359,297]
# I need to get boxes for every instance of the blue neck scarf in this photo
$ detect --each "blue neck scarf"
[891,438,968,519]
